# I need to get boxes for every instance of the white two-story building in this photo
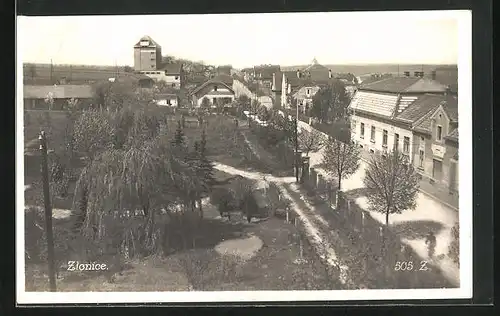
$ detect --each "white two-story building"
[348,76,449,162]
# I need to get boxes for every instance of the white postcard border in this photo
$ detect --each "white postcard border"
[16,10,473,304]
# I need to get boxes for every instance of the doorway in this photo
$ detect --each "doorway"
[432,159,443,181]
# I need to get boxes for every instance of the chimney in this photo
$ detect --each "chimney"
[296,70,300,78]
[431,70,436,80]
[404,71,410,77]
[329,69,332,79]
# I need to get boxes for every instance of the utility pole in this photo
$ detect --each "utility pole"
[295,98,300,183]
[50,59,53,84]
[39,131,57,292]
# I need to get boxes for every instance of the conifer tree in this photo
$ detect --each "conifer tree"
[172,120,185,147]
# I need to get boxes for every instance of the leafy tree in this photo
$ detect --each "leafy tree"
[257,106,271,122]
[298,129,326,156]
[210,188,234,219]
[448,222,459,266]
[363,150,420,226]
[321,137,360,191]
[201,97,211,110]
[237,95,251,112]
[310,80,349,123]
[172,120,185,147]
[28,64,37,81]
[123,66,134,73]
[73,109,115,162]
[241,190,259,223]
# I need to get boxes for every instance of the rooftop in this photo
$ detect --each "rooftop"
[134,35,160,48]
[413,96,458,134]
[359,77,448,94]
[396,94,448,123]
[24,84,94,99]
[189,75,234,96]
[160,63,183,74]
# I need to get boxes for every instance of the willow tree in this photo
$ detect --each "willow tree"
[73,136,198,257]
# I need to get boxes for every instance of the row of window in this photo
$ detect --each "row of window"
[356,121,410,153]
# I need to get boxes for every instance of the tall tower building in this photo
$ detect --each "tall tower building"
[133,35,162,72]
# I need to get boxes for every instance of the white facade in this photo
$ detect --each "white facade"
[139,71,182,88]
[156,97,178,107]
[196,86,235,107]
[351,114,415,161]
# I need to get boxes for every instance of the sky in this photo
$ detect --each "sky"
[17,11,465,69]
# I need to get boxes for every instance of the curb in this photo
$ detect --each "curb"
[359,156,459,212]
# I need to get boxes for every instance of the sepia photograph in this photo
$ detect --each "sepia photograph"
[16,10,472,304]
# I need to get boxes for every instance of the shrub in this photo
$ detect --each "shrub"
[448,222,459,266]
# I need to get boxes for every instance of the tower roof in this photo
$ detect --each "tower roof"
[134,35,160,48]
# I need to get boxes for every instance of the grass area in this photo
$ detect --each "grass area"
[25,172,339,292]
[286,183,455,289]
[23,110,71,148]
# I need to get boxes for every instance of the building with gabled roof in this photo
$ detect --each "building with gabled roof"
[410,96,459,194]
[133,36,184,89]
[188,76,235,108]
[134,35,162,72]
[23,84,94,110]
[270,58,337,109]
[349,76,450,161]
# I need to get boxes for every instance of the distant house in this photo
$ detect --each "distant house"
[154,93,179,107]
[132,35,184,88]
[271,58,336,109]
[136,63,184,89]
[217,65,233,76]
[252,65,281,88]
[430,65,458,95]
[23,84,94,110]
[188,75,235,107]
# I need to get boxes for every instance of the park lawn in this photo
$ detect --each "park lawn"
[25,217,338,292]
[25,172,338,292]
[24,110,71,148]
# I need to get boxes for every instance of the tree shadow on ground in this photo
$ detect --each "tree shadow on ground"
[390,220,444,241]
[167,218,248,254]
[283,184,455,289]
[343,187,370,200]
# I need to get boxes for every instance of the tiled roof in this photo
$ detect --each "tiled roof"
[189,78,234,96]
[24,85,94,99]
[448,128,459,139]
[359,77,448,94]
[349,91,399,117]
[212,74,233,85]
[413,111,435,133]
[134,35,160,48]
[413,96,458,133]
[395,94,445,123]
[443,98,458,122]
[161,63,182,74]
[293,86,321,99]
[156,93,178,99]
[203,90,234,96]
[254,65,281,80]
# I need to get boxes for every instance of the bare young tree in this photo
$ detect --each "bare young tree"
[298,129,326,156]
[321,137,360,191]
[363,150,420,226]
